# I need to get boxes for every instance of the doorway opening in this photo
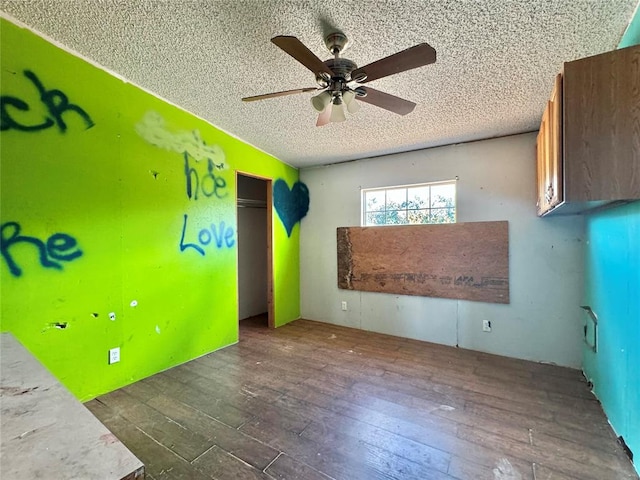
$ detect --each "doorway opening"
[236,173,274,329]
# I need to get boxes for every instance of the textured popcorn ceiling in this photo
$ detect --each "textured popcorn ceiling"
[2,1,637,168]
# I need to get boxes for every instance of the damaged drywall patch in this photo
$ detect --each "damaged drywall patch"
[42,322,69,332]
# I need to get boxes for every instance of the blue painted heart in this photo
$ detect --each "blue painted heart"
[273,179,310,237]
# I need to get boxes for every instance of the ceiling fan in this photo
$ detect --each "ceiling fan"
[242,32,436,126]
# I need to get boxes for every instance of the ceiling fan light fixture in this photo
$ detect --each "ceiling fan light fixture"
[330,97,347,122]
[342,90,360,114]
[311,91,332,112]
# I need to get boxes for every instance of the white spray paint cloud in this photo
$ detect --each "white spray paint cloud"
[135,111,227,169]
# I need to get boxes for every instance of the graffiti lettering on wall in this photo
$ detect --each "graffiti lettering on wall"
[135,111,227,170]
[136,111,233,257]
[1,70,94,133]
[1,222,82,277]
[179,214,235,256]
[273,179,310,237]
[184,152,228,201]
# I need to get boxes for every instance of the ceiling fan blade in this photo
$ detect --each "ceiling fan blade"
[242,87,318,102]
[271,36,334,77]
[352,43,436,83]
[355,87,416,115]
[316,105,331,127]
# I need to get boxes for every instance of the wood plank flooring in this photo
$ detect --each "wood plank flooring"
[85,316,638,480]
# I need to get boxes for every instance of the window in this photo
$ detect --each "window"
[362,180,456,226]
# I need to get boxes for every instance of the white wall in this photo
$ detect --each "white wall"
[300,133,585,368]
[237,175,268,320]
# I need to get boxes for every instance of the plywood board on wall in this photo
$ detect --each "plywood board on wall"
[337,221,509,304]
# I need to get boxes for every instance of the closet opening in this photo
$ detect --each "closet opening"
[236,173,273,329]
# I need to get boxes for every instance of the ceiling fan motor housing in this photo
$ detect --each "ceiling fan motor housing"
[316,58,359,98]
[325,58,357,80]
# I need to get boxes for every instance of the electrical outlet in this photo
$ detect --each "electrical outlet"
[341,301,347,311]
[482,320,492,332]
[109,347,120,364]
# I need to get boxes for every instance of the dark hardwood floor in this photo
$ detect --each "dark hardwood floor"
[86,316,638,480]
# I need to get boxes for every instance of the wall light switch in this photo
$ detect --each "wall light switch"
[341,301,347,311]
[109,347,120,364]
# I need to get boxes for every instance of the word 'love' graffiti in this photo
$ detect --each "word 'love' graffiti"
[179,214,235,256]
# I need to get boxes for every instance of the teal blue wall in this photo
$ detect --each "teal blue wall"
[619,3,640,48]
[582,8,640,474]
[583,202,640,470]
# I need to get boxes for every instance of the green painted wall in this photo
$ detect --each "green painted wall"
[0,18,301,401]
[582,12,640,473]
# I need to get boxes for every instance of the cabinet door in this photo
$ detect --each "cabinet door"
[547,74,563,208]
[563,45,640,202]
[536,127,545,215]
[536,74,563,216]
[536,102,551,215]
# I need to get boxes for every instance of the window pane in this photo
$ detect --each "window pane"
[365,190,385,212]
[362,181,456,227]
[407,209,429,224]
[385,210,407,224]
[386,188,407,209]
[407,186,429,209]
[431,183,455,208]
[430,207,456,224]
[365,212,386,225]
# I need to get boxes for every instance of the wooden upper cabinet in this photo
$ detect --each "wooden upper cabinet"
[537,44,640,216]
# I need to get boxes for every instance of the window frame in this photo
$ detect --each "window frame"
[361,179,457,227]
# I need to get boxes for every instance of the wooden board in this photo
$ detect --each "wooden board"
[0,333,145,480]
[337,221,509,304]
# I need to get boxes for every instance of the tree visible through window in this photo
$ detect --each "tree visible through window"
[362,181,456,226]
